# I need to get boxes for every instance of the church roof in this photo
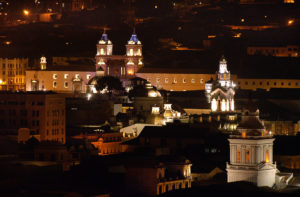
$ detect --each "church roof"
[128,29,141,45]
[99,30,112,45]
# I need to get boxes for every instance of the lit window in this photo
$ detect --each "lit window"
[246,150,250,163]
[230,99,235,111]
[182,78,186,83]
[53,74,57,79]
[191,79,195,83]
[200,79,204,84]
[237,149,241,163]
[100,48,105,55]
[156,78,160,83]
[211,98,217,111]
[75,74,79,79]
[221,99,226,111]
[129,49,134,56]
[127,69,134,75]
[64,82,68,88]
[266,150,269,163]
[165,78,168,83]
[64,74,68,79]
[137,49,141,56]
[53,81,57,88]
[173,78,177,83]
[87,74,91,80]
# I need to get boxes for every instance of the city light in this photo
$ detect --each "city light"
[23,10,30,16]
[288,19,294,25]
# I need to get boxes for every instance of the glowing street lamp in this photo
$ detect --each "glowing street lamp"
[23,10,30,16]
[287,19,294,26]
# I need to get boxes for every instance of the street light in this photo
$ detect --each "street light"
[23,9,30,16]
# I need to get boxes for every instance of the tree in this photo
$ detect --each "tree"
[95,76,124,94]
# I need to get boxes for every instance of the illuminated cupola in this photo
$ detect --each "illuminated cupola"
[40,56,47,70]
[226,103,277,187]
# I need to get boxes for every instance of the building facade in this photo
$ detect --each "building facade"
[26,57,95,93]
[125,158,192,196]
[136,70,300,92]
[0,92,66,144]
[247,45,298,57]
[0,58,28,91]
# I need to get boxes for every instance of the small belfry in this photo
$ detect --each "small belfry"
[95,29,113,74]
[126,28,143,76]
[205,56,236,112]
[226,103,277,187]
[40,56,47,70]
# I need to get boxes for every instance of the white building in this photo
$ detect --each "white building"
[26,57,96,93]
[226,105,277,187]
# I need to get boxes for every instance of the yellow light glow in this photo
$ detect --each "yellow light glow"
[208,35,216,39]
[129,49,134,56]
[241,18,245,22]
[231,99,235,111]
[127,69,134,75]
[137,49,141,56]
[288,19,294,25]
[266,150,269,163]
[100,48,105,55]
[0,79,2,84]
[221,99,226,111]
[211,98,217,111]
[23,10,30,16]
[242,132,246,138]
[226,100,229,111]
[233,33,241,38]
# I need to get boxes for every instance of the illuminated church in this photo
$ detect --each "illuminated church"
[204,56,237,132]
[205,56,236,112]
[226,104,277,187]
[95,29,143,80]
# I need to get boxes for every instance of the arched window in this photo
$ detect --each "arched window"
[100,48,105,55]
[237,149,241,163]
[246,150,250,163]
[266,149,269,163]
[221,99,226,111]
[230,99,235,111]
[211,98,217,111]
[129,49,134,56]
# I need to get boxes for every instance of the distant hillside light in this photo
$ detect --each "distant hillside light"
[288,19,294,25]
